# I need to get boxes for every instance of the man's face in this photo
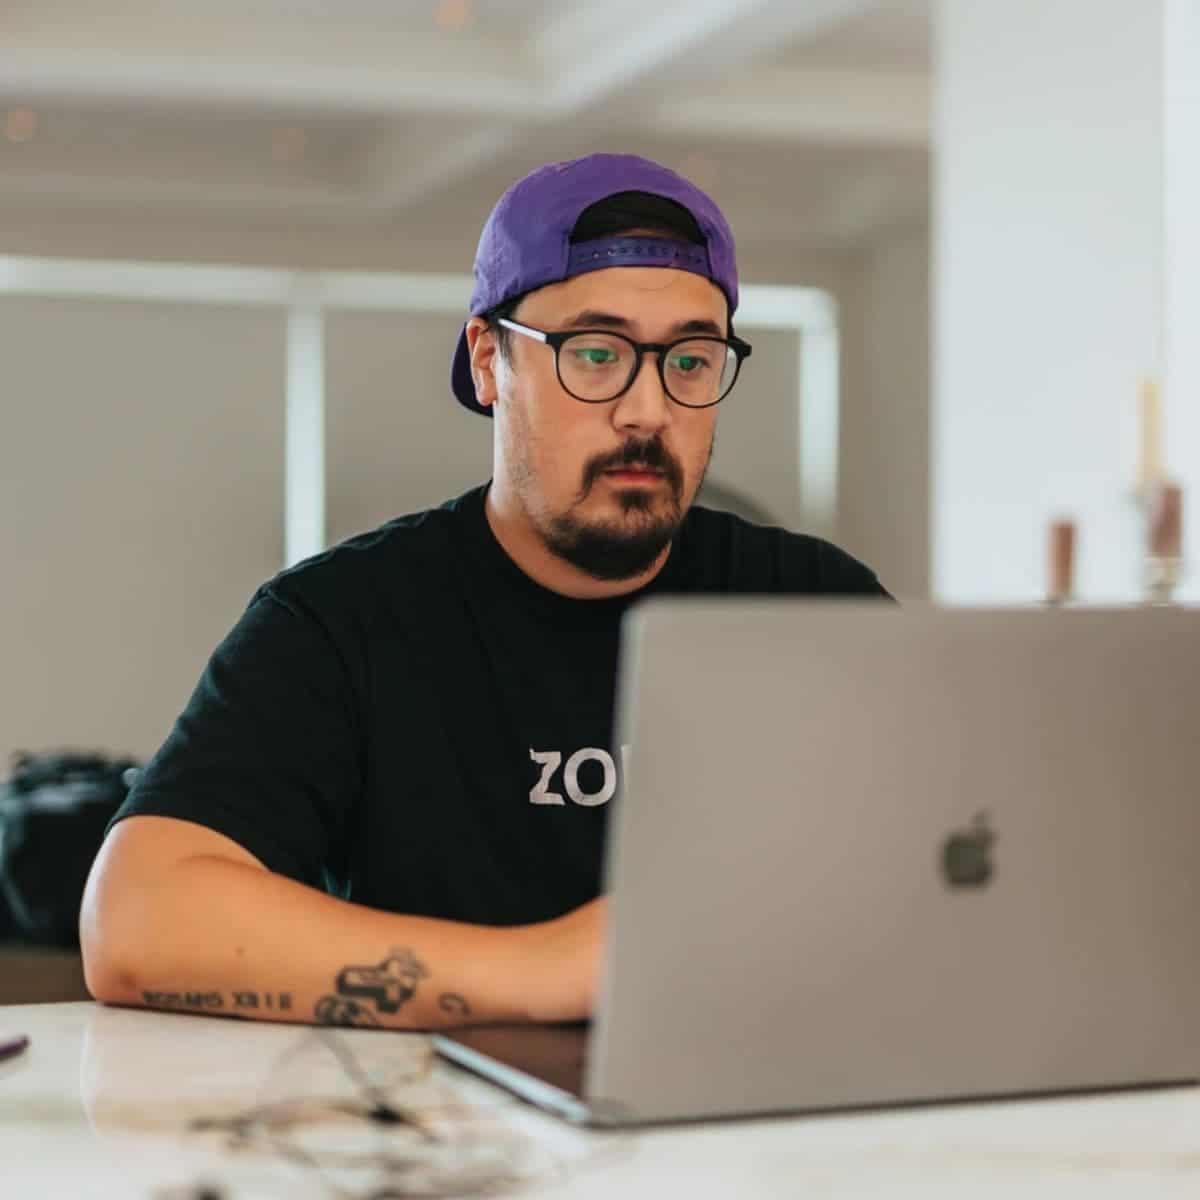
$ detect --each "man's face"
[481,266,727,582]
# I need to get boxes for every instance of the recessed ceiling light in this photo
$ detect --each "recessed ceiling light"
[5,108,37,144]
[434,0,472,32]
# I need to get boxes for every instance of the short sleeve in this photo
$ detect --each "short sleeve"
[108,587,362,890]
[814,540,895,599]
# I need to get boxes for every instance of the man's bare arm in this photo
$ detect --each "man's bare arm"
[81,816,601,1029]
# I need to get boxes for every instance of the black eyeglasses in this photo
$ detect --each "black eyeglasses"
[498,318,752,409]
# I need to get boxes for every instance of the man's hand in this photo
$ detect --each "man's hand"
[519,895,608,1023]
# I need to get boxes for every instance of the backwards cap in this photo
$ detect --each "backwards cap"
[450,152,739,416]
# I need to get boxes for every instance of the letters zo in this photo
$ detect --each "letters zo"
[529,745,632,807]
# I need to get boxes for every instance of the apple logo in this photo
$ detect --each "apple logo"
[942,813,995,888]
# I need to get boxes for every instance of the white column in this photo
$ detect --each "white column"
[798,312,840,545]
[933,0,1186,604]
[1164,0,1200,597]
[285,302,326,567]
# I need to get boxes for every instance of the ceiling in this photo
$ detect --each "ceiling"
[0,0,932,265]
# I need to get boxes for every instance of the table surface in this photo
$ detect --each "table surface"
[4,1001,1200,1199]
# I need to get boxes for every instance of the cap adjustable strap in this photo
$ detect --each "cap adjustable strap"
[566,236,712,279]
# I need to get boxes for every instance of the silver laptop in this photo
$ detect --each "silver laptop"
[435,601,1200,1125]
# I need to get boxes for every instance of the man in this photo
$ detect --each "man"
[81,153,889,1030]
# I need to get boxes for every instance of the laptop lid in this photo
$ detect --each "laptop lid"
[580,601,1200,1123]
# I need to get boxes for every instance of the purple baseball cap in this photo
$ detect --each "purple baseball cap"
[450,152,739,417]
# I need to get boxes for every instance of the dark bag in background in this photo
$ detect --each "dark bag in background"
[0,751,140,947]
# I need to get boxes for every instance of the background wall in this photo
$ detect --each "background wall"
[0,295,285,761]
[1164,0,1200,589]
[0,0,944,771]
[934,0,1165,604]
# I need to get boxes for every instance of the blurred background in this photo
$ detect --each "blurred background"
[0,0,1196,900]
[0,0,941,772]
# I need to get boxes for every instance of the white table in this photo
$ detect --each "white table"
[4,1001,1200,1198]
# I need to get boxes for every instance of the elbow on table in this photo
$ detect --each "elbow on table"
[78,848,147,1006]
[81,953,141,1006]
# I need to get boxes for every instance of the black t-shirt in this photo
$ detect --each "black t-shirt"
[112,482,889,926]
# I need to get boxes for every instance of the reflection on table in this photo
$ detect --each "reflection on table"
[4,1001,1200,1198]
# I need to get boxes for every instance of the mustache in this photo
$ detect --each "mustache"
[584,439,684,493]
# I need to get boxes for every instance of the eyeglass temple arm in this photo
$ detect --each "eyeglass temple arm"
[495,317,548,343]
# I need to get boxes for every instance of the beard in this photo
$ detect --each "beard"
[543,494,680,581]
[538,434,711,582]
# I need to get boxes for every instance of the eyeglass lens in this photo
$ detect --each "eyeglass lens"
[557,333,738,405]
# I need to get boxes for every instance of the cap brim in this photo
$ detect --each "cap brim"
[450,325,492,417]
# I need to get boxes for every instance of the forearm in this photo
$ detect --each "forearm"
[83,855,534,1029]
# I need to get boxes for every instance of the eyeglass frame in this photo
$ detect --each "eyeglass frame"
[495,317,753,409]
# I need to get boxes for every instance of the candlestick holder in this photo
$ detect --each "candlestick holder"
[1143,482,1185,606]
[1144,555,1183,606]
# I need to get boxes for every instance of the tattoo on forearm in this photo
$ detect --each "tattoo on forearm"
[313,995,380,1026]
[439,993,471,1017]
[232,991,292,1012]
[143,990,224,1011]
[314,948,430,1027]
[142,990,293,1013]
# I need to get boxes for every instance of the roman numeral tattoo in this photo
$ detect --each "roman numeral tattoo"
[142,990,293,1013]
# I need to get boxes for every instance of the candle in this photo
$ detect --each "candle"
[1148,483,1183,560]
[1046,518,1076,605]
[1138,378,1164,495]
